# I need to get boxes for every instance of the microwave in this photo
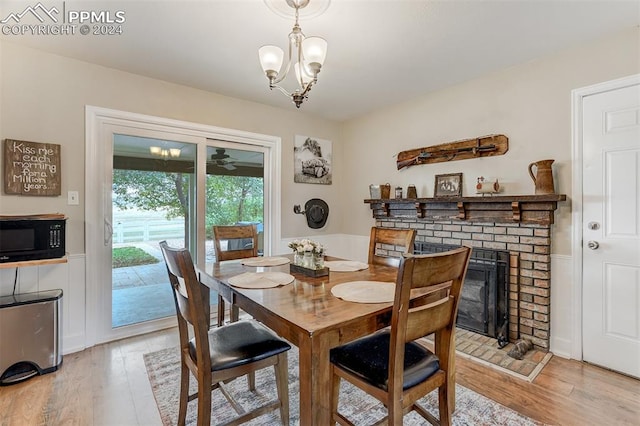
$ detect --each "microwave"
[0,216,66,263]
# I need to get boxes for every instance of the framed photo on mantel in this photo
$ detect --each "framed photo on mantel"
[434,173,462,197]
[4,139,61,196]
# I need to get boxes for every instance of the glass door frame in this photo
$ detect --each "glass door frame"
[85,106,281,346]
[202,140,268,263]
[111,132,199,329]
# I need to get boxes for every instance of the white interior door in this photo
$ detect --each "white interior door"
[582,81,640,378]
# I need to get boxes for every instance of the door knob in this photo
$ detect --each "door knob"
[587,240,599,250]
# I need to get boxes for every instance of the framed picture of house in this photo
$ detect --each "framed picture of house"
[294,135,332,185]
[434,173,463,197]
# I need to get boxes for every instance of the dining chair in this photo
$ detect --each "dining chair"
[368,226,416,267]
[213,224,259,262]
[213,224,259,326]
[330,246,472,426]
[159,241,291,426]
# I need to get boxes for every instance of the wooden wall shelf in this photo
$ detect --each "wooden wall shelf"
[0,256,68,269]
[364,194,566,225]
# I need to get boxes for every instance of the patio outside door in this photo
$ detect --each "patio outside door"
[111,134,197,328]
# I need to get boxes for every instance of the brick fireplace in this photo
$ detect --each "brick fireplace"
[365,195,566,350]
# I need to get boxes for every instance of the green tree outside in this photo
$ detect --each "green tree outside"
[113,170,263,241]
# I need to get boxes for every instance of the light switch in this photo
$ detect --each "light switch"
[68,191,79,205]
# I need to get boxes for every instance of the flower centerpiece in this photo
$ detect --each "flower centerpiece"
[288,239,325,270]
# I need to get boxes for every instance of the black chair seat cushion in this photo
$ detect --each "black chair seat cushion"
[330,330,439,391]
[189,320,291,371]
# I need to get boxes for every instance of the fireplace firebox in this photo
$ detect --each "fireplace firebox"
[414,242,509,347]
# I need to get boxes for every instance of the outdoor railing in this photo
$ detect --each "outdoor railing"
[113,219,184,243]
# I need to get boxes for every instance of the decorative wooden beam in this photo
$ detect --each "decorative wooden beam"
[396,134,509,169]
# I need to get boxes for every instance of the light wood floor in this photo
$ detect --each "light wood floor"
[1,327,639,425]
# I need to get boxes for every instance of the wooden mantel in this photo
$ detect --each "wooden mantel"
[364,194,567,225]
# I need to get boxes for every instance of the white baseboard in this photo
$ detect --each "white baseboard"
[62,333,87,355]
[550,337,572,359]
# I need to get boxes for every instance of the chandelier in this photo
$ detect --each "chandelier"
[149,146,180,158]
[258,0,328,108]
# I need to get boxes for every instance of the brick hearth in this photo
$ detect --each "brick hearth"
[375,217,552,350]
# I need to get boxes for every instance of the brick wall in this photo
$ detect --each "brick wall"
[376,218,552,350]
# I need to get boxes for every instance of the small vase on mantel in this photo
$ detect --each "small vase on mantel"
[528,159,555,195]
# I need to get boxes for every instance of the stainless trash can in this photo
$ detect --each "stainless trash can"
[0,289,62,385]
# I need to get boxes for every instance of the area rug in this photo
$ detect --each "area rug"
[144,346,542,425]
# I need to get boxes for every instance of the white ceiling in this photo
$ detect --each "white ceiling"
[1,0,639,122]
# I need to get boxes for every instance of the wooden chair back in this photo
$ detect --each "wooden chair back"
[330,246,472,425]
[389,246,471,423]
[159,241,211,363]
[392,246,472,361]
[160,240,291,426]
[367,226,416,267]
[213,224,258,262]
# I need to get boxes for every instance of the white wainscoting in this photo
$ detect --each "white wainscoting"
[277,233,370,263]
[0,239,576,359]
[0,254,86,355]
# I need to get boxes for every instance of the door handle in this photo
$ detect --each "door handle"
[587,240,599,250]
[104,218,113,246]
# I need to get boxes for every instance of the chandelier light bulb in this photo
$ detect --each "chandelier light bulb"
[302,36,327,67]
[294,62,313,85]
[259,45,284,76]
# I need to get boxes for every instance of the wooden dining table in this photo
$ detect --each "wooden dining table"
[198,253,456,425]
[197,254,403,425]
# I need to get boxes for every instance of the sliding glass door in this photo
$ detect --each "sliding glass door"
[204,142,265,263]
[85,108,280,345]
[108,139,267,331]
[111,134,196,328]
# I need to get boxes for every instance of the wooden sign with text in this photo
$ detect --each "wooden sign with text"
[3,139,61,196]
